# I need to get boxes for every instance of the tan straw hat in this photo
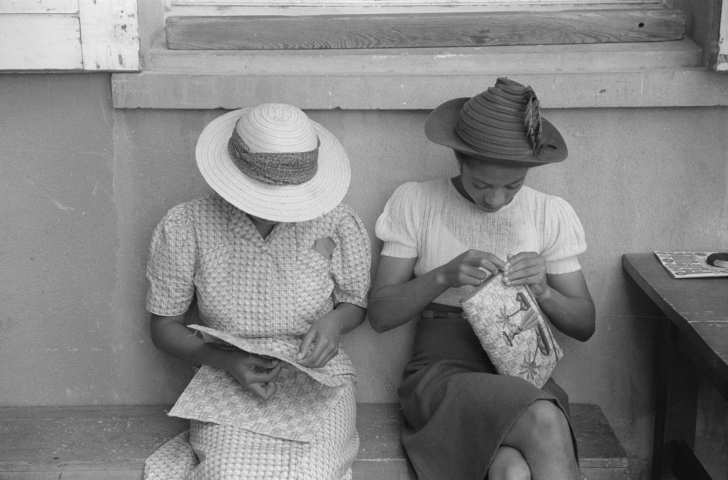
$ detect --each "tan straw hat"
[425,78,567,167]
[196,104,351,222]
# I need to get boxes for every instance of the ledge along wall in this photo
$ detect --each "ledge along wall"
[1,72,727,480]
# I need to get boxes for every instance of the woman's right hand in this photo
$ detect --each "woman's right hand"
[435,250,505,288]
[224,351,283,401]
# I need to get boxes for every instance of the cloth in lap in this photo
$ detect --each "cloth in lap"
[398,318,576,480]
[145,378,358,480]
[186,378,358,480]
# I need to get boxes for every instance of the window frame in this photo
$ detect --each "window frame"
[0,0,141,71]
[3,0,724,76]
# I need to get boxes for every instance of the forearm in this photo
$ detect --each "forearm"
[369,268,448,333]
[330,302,367,334]
[150,314,232,370]
[534,286,595,342]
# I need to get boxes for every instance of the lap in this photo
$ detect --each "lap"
[398,358,572,480]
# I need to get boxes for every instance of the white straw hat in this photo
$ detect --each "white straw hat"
[196,104,351,223]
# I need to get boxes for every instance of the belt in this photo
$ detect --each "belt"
[421,303,466,319]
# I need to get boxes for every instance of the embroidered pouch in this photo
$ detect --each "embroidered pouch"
[460,272,562,388]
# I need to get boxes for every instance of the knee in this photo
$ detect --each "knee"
[500,461,531,480]
[521,400,570,441]
[489,447,531,480]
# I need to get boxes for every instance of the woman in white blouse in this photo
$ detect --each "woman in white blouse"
[369,79,595,480]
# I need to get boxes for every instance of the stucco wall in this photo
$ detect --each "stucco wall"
[1,73,726,478]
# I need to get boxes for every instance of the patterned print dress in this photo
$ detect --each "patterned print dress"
[144,193,371,480]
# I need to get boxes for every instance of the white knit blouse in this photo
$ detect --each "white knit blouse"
[375,178,587,307]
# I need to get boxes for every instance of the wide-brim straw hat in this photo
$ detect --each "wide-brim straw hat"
[196,104,350,222]
[425,78,568,167]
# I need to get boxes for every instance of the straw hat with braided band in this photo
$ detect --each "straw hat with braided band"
[425,78,568,167]
[196,104,350,222]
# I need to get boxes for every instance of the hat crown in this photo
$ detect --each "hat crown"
[455,78,543,160]
[235,103,318,154]
[423,77,567,166]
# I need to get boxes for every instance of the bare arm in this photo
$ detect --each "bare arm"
[150,313,283,400]
[369,251,505,333]
[504,253,595,341]
[535,271,595,341]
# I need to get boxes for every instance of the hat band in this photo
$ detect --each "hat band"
[228,129,319,186]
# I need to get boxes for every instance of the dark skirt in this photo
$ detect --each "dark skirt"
[398,317,576,480]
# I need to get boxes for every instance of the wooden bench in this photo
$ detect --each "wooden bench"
[0,402,627,479]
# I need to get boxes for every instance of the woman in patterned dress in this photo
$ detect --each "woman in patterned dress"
[369,79,596,480]
[143,104,371,480]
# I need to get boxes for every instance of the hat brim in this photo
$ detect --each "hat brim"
[196,109,351,223]
[424,97,568,166]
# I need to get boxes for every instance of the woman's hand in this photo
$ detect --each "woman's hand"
[149,313,285,401]
[435,249,505,288]
[501,253,596,341]
[296,312,342,368]
[224,351,283,401]
[503,252,548,296]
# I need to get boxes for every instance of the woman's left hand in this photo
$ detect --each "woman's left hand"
[503,252,548,296]
[296,312,342,368]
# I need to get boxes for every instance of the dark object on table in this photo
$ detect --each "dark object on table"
[706,252,728,268]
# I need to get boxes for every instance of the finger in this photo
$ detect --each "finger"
[486,255,507,270]
[459,266,489,286]
[505,252,540,271]
[314,344,338,368]
[297,338,329,367]
[298,329,316,360]
[246,355,280,370]
[479,259,504,274]
[504,268,545,286]
[507,263,544,279]
[249,381,277,401]
[467,251,506,270]
[463,264,489,279]
[315,343,338,368]
[246,362,283,383]
[320,347,339,367]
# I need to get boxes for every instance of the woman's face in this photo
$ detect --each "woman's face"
[459,161,529,213]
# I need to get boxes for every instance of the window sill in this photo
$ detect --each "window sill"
[111,38,728,109]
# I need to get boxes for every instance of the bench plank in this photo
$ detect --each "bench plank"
[0,403,627,479]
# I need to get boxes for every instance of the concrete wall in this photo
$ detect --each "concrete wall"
[1,73,726,478]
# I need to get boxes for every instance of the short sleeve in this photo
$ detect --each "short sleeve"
[542,197,587,275]
[330,206,372,308]
[146,204,198,316]
[374,182,422,258]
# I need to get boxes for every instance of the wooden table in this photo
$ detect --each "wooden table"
[622,253,728,480]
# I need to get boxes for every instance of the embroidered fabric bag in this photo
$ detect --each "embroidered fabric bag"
[460,272,562,388]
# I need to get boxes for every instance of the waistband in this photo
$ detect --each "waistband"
[420,302,466,319]
[411,316,492,368]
